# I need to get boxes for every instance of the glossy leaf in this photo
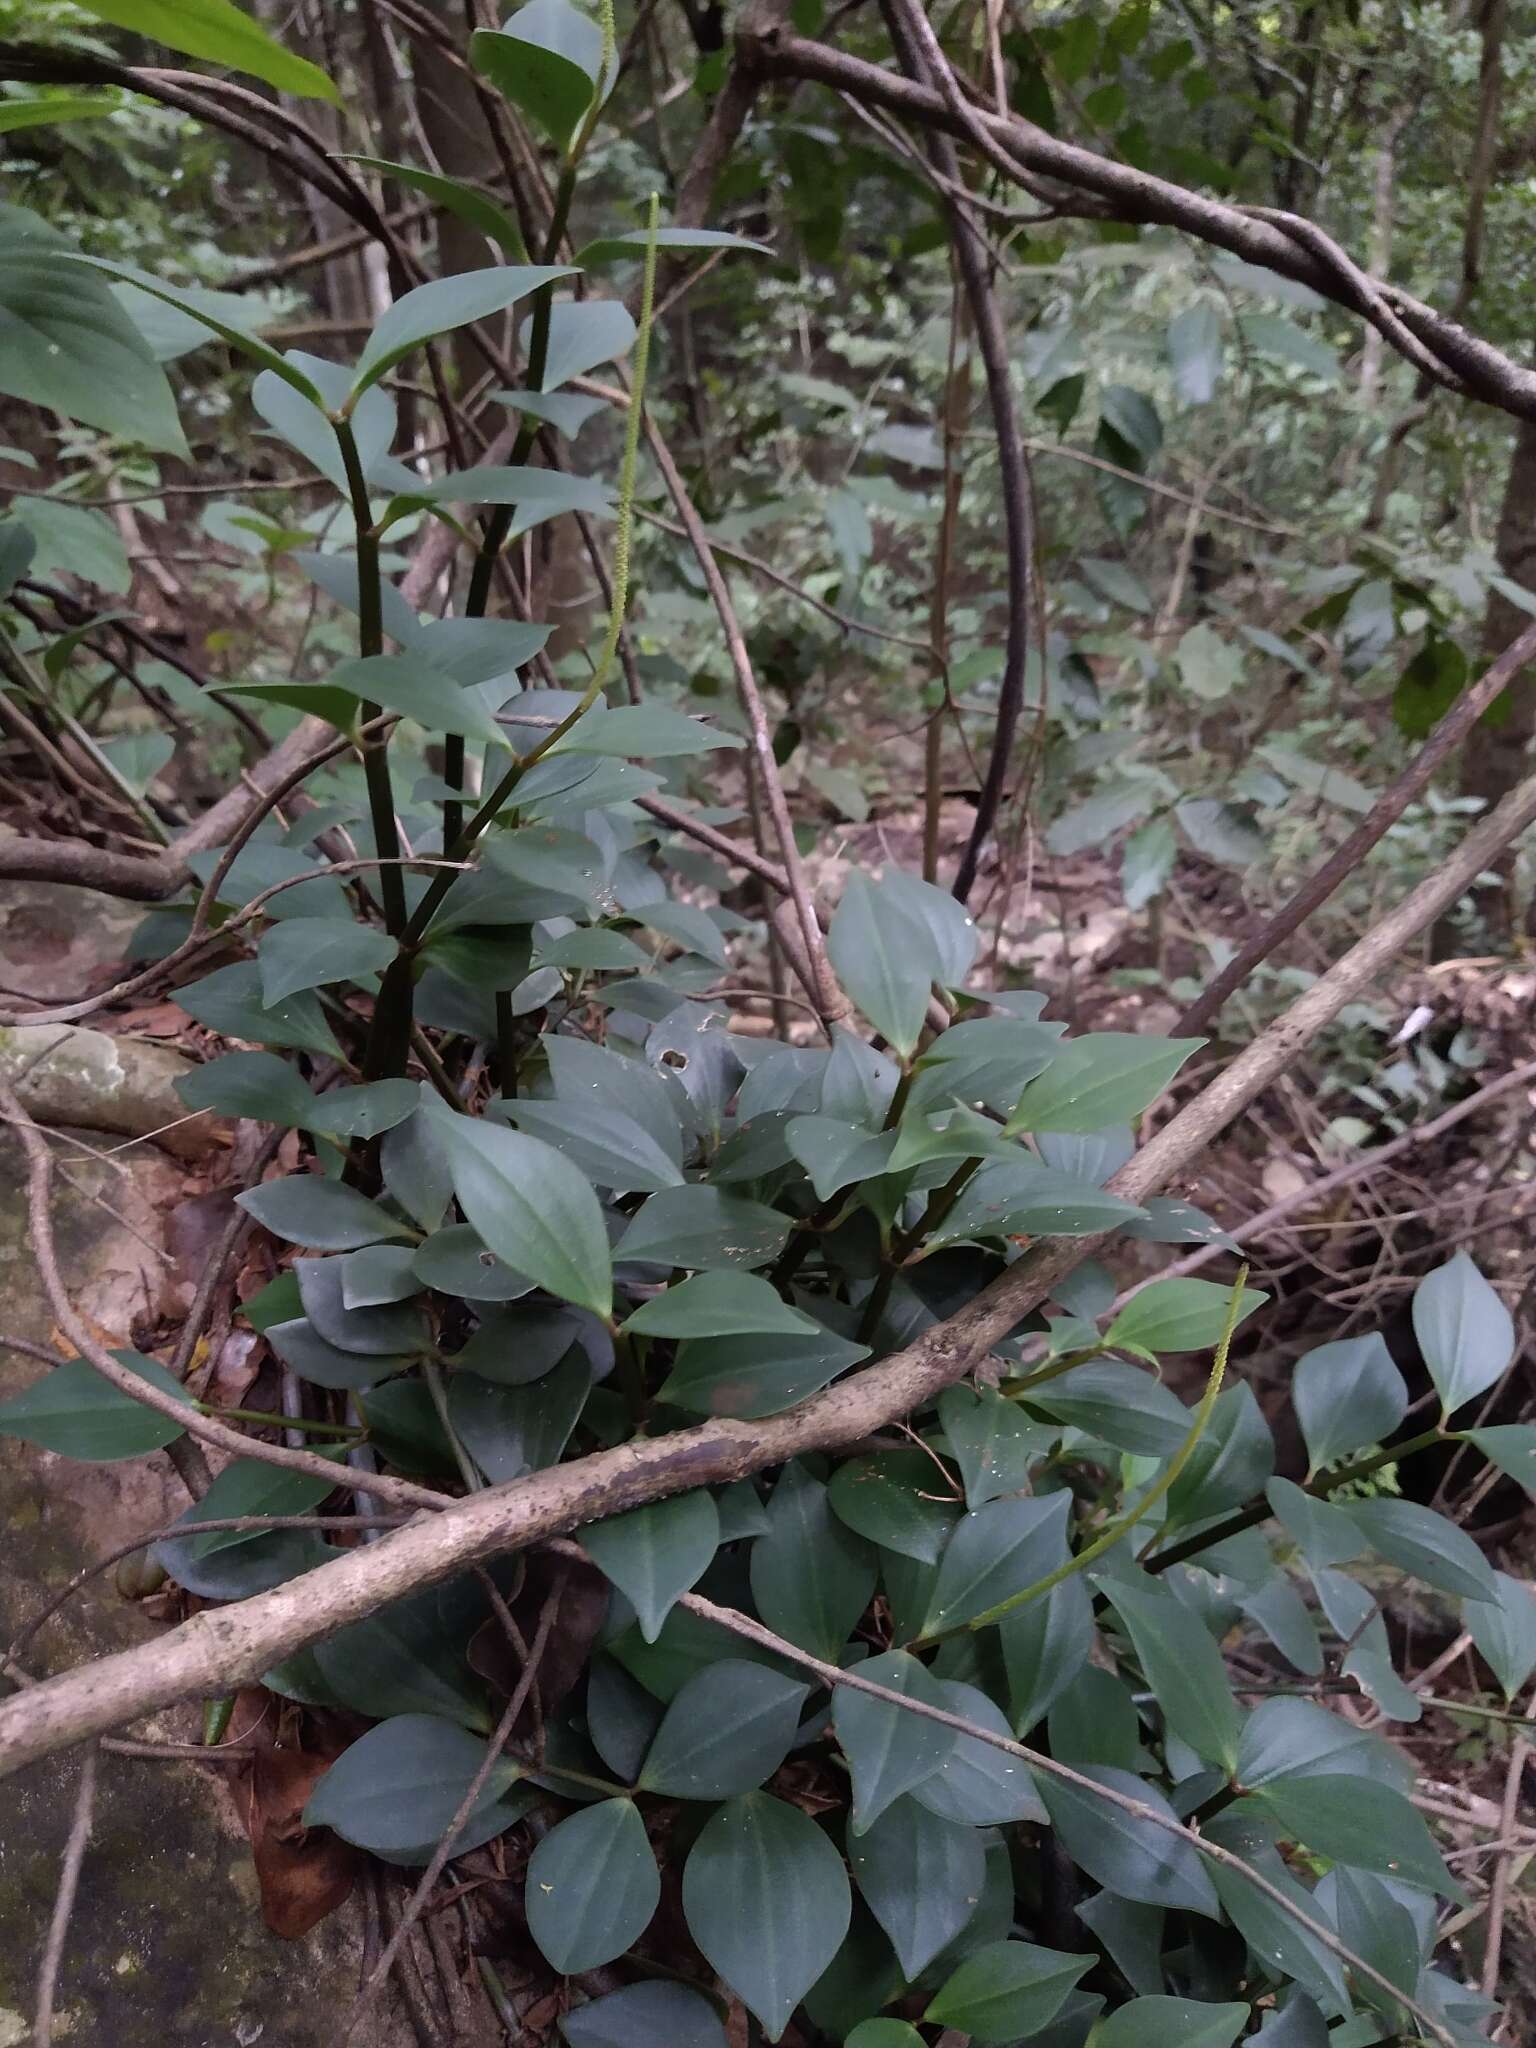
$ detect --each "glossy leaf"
[1412,1252,1515,1418]
[527,298,637,390]
[921,1491,1072,1635]
[526,1797,659,1972]
[306,1080,421,1143]
[1252,1774,1460,1897]
[1292,1334,1408,1473]
[1463,1424,1536,1500]
[1001,1574,1095,1734]
[470,0,605,147]
[1029,1357,1191,1458]
[341,155,525,255]
[914,1678,1046,1825]
[257,917,396,1006]
[584,1490,720,1642]
[353,265,572,395]
[1340,1496,1497,1603]
[502,1096,683,1196]
[938,1383,1051,1506]
[849,1798,985,1978]
[1465,1571,1536,1700]
[1038,1766,1220,1916]
[1008,1034,1202,1132]
[0,1350,191,1461]
[681,1794,851,2040]
[924,1940,1091,2044]
[236,1175,411,1252]
[176,1050,314,1128]
[187,1453,342,1555]
[1107,1277,1266,1355]
[305,1713,519,1856]
[434,1111,612,1316]
[624,1270,815,1340]
[638,1660,807,1798]
[834,1649,956,1832]
[660,1325,869,1419]
[828,1451,959,1564]
[176,961,341,1057]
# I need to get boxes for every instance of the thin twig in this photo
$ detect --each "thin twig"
[32,1742,97,2048]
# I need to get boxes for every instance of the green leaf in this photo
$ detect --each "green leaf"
[470,0,606,148]
[827,871,944,1059]
[638,1660,807,1798]
[353,265,573,396]
[749,1463,876,1659]
[1106,1277,1266,1355]
[305,1713,521,1857]
[237,1176,411,1252]
[175,961,341,1058]
[501,1097,683,1197]
[1122,814,1177,909]
[1008,1034,1202,1132]
[1031,1358,1191,1458]
[783,1117,896,1202]
[1266,1477,1366,1569]
[0,94,119,134]
[1291,1334,1408,1474]
[176,1051,315,1128]
[920,1493,1071,1635]
[924,1940,1091,2045]
[527,298,637,390]
[0,519,36,601]
[1465,1570,1536,1700]
[937,1384,1050,1507]
[266,1316,417,1391]
[75,0,338,98]
[1236,1696,1412,1794]
[849,1799,985,1978]
[1412,1251,1515,1418]
[552,703,745,757]
[66,255,324,399]
[1103,1577,1240,1770]
[448,1351,590,1482]
[660,1326,869,1419]
[561,1982,727,2048]
[624,1271,814,1341]
[17,500,129,594]
[339,1245,421,1308]
[1168,301,1224,404]
[1047,782,1153,858]
[0,205,185,453]
[1466,1423,1536,1500]
[828,1451,959,1564]
[834,1649,956,1832]
[330,653,507,744]
[585,1490,720,1642]
[579,225,773,264]
[402,466,614,520]
[616,1186,790,1270]
[1001,1577,1094,1734]
[1251,1775,1461,1897]
[339,156,526,256]
[433,1110,612,1316]
[526,1798,659,1973]
[187,1453,343,1555]
[257,917,396,1006]
[1094,1997,1249,2047]
[843,2026,924,2048]
[1038,1766,1220,1915]
[913,1679,1046,1825]
[0,1350,191,1461]
[681,1794,851,2040]
[306,1080,421,1143]
[1208,1850,1349,2012]
[1340,1496,1497,1603]
[310,1588,489,1728]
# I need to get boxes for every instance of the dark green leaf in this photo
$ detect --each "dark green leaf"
[1106,1277,1266,1355]
[66,254,322,398]
[257,917,397,1006]
[305,1713,521,1856]
[1093,1998,1248,2048]
[1236,1696,1412,1794]
[1164,1383,1274,1525]
[827,871,943,1060]
[1464,1425,1536,1500]
[1265,1477,1365,1569]
[1412,1252,1515,1418]
[913,1679,1046,1824]
[1340,1496,1497,1603]
[828,1451,959,1564]
[176,961,341,1057]
[470,0,606,147]
[834,1649,956,1832]
[849,1798,985,1978]
[295,1256,426,1357]
[331,653,507,744]
[618,1187,794,1261]
[525,298,637,390]
[340,156,525,256]
[0,203,185,452]
[1465,1571,1536,1700]
[660,1325,869,1418]
[312,1588,489,1728]
[175,1050,314,1127]
[625,1271,815,1340]
[938,1384,1051,1507]
[306,1080,421,1143]
[784,1116,897,1202]
[526,1798,658,1972]
[433,1110,611,1316]
[578,225,773,264]
[1030,1358,1190,1458]
[560,1982,726,2048]
[187,1453,342,1555]
[0,1350,190,1461]
[922,1492,1071,1635]
[266,1316,417,1391]
[1208,1849,1349,2012]
[1251,1775,1461,1897]
[237,1175,411,1252]
[926,1162,1146,1246]
[502,1096,683,1196]
[585,1490,720,1642]
[404,465,614,520]
[353,264,572,395]
[1292,1334,1408,1474]
[924,1940,1091,2044]
[749,1463,876,1659]
[339,1245,420,1308]
[1008,1034,1202,1132]
[552,702,745,757]
[843,2025,924,2048]
[448,1351,590,1482]
[681,1794,851,2040]
[1038,1767,1220,1915]
[1103,1577,1239,1770]
[638,1660,807,1798]
[1001,1575,1094,1733]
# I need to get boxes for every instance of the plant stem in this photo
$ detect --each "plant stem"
[196,1403,359,1438]
[423,1359,483,1494]
[333,417,407,938]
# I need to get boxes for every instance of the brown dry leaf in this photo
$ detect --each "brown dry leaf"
[235,1745,358,1938]
[112,1001,189,1037]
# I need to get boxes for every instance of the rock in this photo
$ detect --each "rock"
[0,1130,409,2046]
[0,1025,216,1163]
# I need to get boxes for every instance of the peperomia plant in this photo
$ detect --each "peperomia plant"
[2,6,1535,2047]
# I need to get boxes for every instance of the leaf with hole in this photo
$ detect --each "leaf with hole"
[526,1797,659,1973]
[681,1793,850,2040]
[638,1660,807,1799]
[0,1350,191,1461]
[433,1111,611,1316]
[585,1490,720,1643]
[924,1940,1092,2044]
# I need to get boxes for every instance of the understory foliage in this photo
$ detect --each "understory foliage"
[2,3,1536,2046]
